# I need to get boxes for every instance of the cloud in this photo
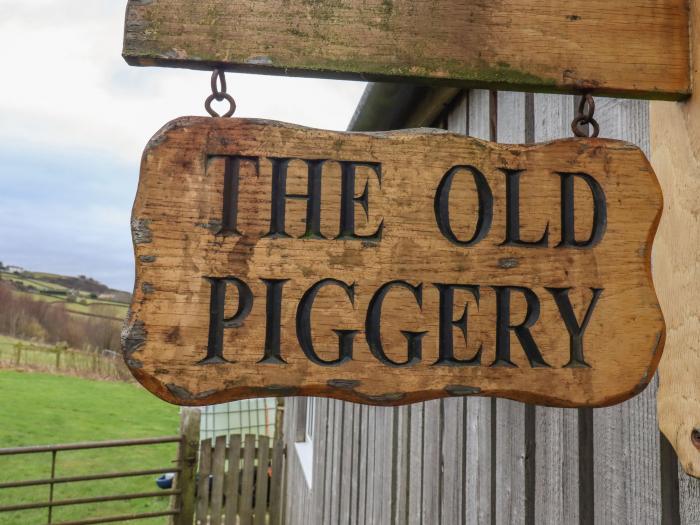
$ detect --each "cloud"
[0,0,366,290]
[0,147,137,290]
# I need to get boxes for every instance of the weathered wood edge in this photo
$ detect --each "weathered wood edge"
[121,1,691,101]
[652,0,700,478]
[138,115,664,156]
[122,56,691,102]
[121,116,666,409]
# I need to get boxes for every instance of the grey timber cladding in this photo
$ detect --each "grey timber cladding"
[282,89,700,524]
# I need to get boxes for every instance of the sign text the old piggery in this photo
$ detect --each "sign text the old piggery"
[123,117,664,407]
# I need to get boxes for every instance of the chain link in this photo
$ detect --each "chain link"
[571,93,600,138]
[205,68,236,118]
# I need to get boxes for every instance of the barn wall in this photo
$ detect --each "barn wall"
[283,91,700,524]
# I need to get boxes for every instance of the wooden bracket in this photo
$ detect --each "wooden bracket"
[122,0,690,100]
[651,3,700,479]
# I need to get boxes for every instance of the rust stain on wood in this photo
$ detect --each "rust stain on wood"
[123,117,665,408]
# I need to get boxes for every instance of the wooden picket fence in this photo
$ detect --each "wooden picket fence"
[195,434,285,525]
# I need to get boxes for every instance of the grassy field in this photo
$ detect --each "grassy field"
[1,273,65,291]
[0,335,58,369]
[0,370,180,524]
[0,335,132,381]
[0,334,27,351]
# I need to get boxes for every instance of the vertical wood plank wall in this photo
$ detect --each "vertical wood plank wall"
[282,92,700,524]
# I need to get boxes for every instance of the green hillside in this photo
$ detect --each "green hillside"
[0,266,130,322]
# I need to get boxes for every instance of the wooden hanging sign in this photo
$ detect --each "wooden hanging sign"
[122,0,690,100]
[123,117,665,407]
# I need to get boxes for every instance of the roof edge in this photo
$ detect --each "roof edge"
[348,83,459,131]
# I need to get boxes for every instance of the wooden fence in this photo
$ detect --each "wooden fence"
[0,402,286,525]
[194,434,285,525]
[0,341,131,381]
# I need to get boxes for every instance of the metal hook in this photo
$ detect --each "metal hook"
[571,93,600,138]
[205,69,236,118]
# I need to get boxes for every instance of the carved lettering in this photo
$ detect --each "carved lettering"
[209,155,259,235]
[555,172,607,248]
[131,118,664,407]
[434,283,482,366]
[259,278,289,364]
[491,286,551,368]
[547,287,604,367]
[203,276,254,364]
[337,161,384,241]
[266,158,325,239]
[434,165,493,246]
[296,278,358,366]
[500,168,550,248]
[365,281,425,367]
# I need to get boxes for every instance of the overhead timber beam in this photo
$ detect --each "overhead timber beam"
[122,0,690,100]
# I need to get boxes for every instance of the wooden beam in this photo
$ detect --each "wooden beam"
[122,0,690,100]
[651,1,700,479]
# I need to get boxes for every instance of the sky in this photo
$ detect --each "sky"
[0,1,366,291]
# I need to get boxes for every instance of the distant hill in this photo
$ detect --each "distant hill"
[0,265,129,352]
[33,273,131,304]
[0,264,130,303]
[0,264,131,325]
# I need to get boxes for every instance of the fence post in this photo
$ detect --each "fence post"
[47,450,57,524]
[269,438,285,525]
[173,408,201,525]
[274,399,284,443]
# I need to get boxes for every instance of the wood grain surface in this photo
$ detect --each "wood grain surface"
[121,0,690,100]
[651,0,700,478]
[123,117,665,407]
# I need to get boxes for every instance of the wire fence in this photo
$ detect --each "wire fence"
[0,341,131,381]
